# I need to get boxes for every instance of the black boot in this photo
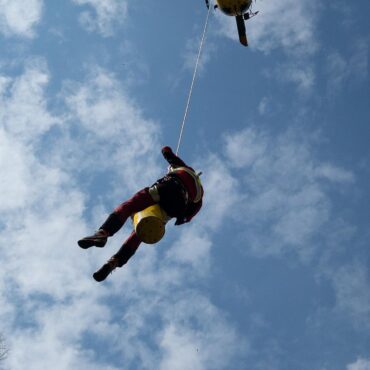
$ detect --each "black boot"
[78,213,124,249]
[78,229,108,249]
[93,257,119,282]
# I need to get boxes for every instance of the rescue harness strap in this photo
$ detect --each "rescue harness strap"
[176,3,212,155]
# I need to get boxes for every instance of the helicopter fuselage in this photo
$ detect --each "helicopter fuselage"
[215,0,252,16]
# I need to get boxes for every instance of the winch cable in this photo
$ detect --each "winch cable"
[176,3,212,155]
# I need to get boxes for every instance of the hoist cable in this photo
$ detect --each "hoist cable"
[176,4,212,155]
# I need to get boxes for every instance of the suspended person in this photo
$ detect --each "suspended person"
[78,146,204,282]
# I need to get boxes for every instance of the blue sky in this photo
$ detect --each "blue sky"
[0,0,369,369]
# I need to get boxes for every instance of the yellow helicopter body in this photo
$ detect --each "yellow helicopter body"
[215,0,252,16]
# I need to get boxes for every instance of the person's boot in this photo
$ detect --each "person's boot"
[78,229,108,249]
[78,213,124,249]
[93,256,119,282]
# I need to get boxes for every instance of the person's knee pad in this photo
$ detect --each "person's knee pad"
[148,185,160,202]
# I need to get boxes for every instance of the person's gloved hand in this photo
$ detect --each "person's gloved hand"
[161,146,173,159]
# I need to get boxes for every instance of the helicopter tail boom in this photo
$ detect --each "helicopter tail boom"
[235,15,248,46]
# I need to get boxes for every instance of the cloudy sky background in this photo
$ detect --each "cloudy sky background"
[0,0,369,369]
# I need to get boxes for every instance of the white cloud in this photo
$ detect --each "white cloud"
[347,358,370,370]
[0,60,58,144]
[0,61,155,368]
[0,0,42,37]
[0,130,34,211]
[258,96,283,116]
[198,155,239,230]
[0,61,121,369]
[326,40,369,96]
[62,66,161,192]
[0,60,246,370]
[8,300,120,370]
[223,127,354,261]
[182,32,217,75]
[326,52,348,93]
[315,163,355,183]
[329,262,370,327]
[281,64,315,91]
[250,0,317,54]
[165,225,212,273]
[224,128,268,168]
[72,0,128,36]
[160,324,204,370]
[262,62,316,93]
[158,294,247,370]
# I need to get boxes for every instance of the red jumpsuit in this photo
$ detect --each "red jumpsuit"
[108,146,204,267]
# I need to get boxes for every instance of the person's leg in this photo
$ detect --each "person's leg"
[114,188,155,223]
[114,231,141,267]
[93,231,141,282]
[78,212,123,249]
[78,188,155,249]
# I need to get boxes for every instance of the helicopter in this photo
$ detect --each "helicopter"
[205,0,259,46]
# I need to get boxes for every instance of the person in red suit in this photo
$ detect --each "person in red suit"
[78,146,204,282]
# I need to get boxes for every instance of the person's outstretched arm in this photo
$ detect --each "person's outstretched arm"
[161,146,187,168]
